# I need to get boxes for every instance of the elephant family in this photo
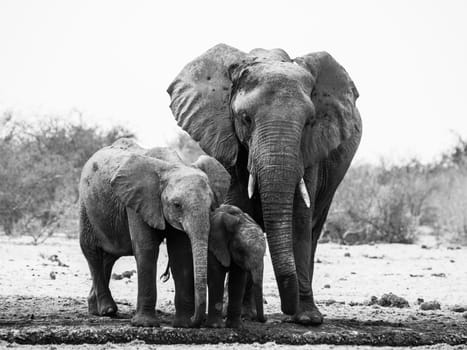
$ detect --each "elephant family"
[79,138,230,327]
[160,204,266,328]
[168,44,361,325]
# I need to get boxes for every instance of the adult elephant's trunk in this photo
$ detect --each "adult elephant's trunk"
[251,119,303,315]
[184,212,209,327]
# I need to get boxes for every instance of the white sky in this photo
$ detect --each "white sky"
[0,0,466,164]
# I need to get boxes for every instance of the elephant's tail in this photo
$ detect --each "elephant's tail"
[159,261,171,283]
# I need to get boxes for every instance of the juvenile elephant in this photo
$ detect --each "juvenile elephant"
[160,204,266,328]
[79,138,229,327]
[168,44,361,325]
[207,204,266,328]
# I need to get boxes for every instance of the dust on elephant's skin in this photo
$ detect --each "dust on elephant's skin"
[168,44,361,325]
[79,138,230,327]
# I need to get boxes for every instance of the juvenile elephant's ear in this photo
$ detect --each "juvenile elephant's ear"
[294,52,361,164]
[167,44,248,167]
[110,154,167,230]
[193,155,231,207]
[209,211,238,268]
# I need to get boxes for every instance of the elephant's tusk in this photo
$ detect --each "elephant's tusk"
[299,178,311,208]
[248,174,256,199]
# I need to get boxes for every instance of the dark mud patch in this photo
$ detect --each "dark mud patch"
[1,296,466,346]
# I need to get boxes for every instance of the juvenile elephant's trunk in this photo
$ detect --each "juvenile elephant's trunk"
[190,240,207,326]
[185,213,209,327]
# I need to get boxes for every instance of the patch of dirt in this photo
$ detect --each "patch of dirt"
[1,236,467,346]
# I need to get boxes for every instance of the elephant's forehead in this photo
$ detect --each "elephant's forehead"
[233,63,313,108]
[169,170,210,192]
[247,61,313,88]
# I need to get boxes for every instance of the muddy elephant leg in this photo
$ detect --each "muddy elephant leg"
[127,209,161,327]
[82,247,118,316]
[102,252,119,313]
[80,208,117,316]
[206,253,227,328]
[240,275,256,319]
[292,167,323,325]
[166,228,195,328]
[297,159,351,325]
[226,263,247,328]
[103,252,118,286]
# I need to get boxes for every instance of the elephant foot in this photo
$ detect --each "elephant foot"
[131,312,160,327]
[88,293,117,316]
[241,303,257,320]
[98,296,118,316]
[293,296,323,326]
[172,315,191,328]
[205,316,224,328]
[225,316,242,328]
[87,294,99,316]
[254,314,267,323]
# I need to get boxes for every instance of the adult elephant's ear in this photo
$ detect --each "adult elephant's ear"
[110,154,167,230]
[193,155,231,207]
[167,44,248,167]
[294,52,361,165]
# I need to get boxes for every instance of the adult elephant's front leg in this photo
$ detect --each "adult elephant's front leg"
[292,167,323,325]
[127,209,161,327]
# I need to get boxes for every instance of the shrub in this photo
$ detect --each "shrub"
[0,113,133,243]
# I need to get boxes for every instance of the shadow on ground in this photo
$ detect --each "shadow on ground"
[1,296,466,346]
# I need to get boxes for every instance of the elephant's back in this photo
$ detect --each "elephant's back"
[79,145,132,254]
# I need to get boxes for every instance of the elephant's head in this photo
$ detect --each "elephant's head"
[209,204,266,321]
[168,44,360,315]
[110,152,230,326]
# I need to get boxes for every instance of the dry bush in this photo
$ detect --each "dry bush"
[329,160,438,244]
[0,113,133,243]
[330,139,467,245]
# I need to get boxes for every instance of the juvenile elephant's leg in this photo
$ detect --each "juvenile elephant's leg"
[82,247,118,316]
[166,228,195,328]
[226,263,247,328]
[206,253,227,328]
[79,209,117,316]
[102,252,119,313]
[241,275,256,320]
[127,209,161,327]
[103,252,118,286]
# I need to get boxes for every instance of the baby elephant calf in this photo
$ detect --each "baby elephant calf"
[207,204,267,328]
[162,204,266,328]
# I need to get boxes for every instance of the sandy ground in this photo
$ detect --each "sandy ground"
[0,235,466,348]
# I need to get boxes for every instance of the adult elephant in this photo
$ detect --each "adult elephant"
[167,44,361,325]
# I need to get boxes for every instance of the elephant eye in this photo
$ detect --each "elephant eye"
[240,111,251,125]
[173,201,182,210]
